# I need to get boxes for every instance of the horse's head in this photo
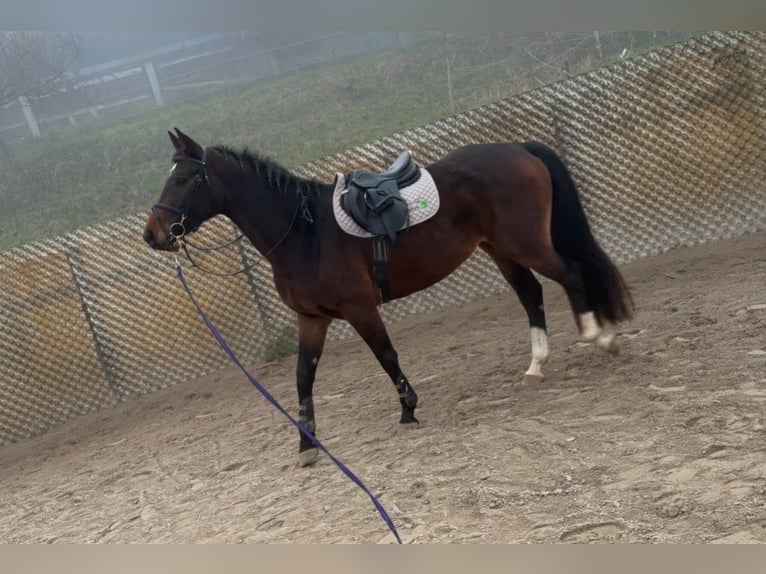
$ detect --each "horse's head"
[143,128,218,251]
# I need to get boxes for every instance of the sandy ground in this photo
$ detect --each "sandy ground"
[0,231,764,544]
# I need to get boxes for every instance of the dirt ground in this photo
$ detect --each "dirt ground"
[0,231,764,544]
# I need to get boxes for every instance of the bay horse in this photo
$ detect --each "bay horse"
[144,128,633,467]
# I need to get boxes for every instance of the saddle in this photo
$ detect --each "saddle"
[340,151,421,244]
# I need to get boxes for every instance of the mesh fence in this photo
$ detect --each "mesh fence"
[1,31,764,445]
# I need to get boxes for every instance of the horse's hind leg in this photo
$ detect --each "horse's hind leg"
[481,245,549,384]
[523,249,618,354]
[343,306,419,427]
[553,257,619,353]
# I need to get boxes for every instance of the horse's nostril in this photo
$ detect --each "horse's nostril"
[143,229,155,247]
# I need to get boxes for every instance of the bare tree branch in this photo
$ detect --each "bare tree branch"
[521,46,571,77]
[0,32,83,107]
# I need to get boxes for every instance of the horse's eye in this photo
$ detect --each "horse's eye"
[175,177,187,186]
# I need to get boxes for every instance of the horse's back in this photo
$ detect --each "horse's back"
[428,140,553,179]
[428,140,530,164]
[426,141,554,202]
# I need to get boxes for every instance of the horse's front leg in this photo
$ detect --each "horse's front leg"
[295,313,332,467]
[344,305,419,427]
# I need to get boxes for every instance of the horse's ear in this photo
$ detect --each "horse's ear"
[168,130,182,152]
[173,127,204,160]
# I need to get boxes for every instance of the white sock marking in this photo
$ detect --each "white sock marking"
[525,326,549,378]
[579,312,601,341]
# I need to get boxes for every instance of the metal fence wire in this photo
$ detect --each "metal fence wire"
[1,32,764,445]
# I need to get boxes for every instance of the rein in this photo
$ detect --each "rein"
[173,256,402,544]
[157,146,402,542]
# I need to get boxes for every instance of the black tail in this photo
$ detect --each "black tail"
[522,141,634,324]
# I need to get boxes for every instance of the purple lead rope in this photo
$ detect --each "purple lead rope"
[175,263,402,544]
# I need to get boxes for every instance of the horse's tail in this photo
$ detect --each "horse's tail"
[521,141,634,324]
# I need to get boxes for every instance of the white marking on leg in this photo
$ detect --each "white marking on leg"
[579,312,601,341]
[169,163,177,174]
[597,332,619,354]
[525,326,549,378]
[597,332,614,348]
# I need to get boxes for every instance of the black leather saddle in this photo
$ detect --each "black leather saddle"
[340,151,421,244]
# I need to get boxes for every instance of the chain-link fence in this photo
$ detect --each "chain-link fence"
[1,31,764,445]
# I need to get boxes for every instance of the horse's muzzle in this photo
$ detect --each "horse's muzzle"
[143,227,159,248]
[143,215,178,251]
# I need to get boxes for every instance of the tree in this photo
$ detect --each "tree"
[0,31,83,107]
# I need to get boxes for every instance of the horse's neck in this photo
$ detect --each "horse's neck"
[222,166,327,262]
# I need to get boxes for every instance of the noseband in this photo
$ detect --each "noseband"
[152,147,211,244]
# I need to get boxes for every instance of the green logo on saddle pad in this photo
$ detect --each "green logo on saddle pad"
[420,200,429,210]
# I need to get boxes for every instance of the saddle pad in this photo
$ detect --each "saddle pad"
[333,167,440,238]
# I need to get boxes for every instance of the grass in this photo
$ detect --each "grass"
[262,325,298,363]
[0,32,699,252]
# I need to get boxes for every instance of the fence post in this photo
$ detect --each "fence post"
[65,245,122,404]
[593,31,603,59]
[18,96,40,138]
[551,97,572,166]
[144,61,164,106]
[234,221,272,358]
[446,56,455,113]
[268,50,281,76]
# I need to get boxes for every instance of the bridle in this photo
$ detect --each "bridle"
[152,148,249,277]
[152,147,211,245]
[151,146,312,276]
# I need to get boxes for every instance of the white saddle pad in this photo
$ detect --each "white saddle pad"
[332,167,440,238]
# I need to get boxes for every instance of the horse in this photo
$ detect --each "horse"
[144,128,633,467]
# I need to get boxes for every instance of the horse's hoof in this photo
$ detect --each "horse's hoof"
[522,373,545,385]
[399,417,420,430]
[399,421,420,431]
[297,448,319,467]
[597,333,620,355]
